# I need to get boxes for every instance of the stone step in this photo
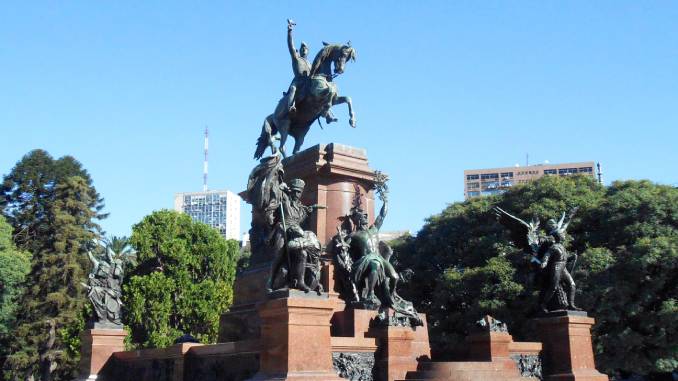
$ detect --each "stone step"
[397,360,530,381]
[396,375,539,381]
[402,370,524,381]
[419,360,520,373]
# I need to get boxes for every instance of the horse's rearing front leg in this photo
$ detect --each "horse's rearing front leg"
[277,120,290,158]
[291,125,310,155]
[333,95,356,128]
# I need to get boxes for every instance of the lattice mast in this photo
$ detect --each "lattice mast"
[596,162,603,185]
[203,126,209,191]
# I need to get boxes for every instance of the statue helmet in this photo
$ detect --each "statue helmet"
[546,212,568,238]
[289,178,305,191]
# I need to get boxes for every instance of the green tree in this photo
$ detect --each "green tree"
[4,176,101,380]
[395,176,677,374]
[124,210,238,348]
[0,149,106,254]
[578,181,678,374]
[0,215,31,378]
[104,235,136,271]
[0,215,31,335]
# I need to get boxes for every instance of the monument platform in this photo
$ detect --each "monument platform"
[82,144,608,381]
[77,328,127,381]
[536,312,608,381]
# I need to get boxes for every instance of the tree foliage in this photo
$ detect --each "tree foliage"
[124,210,238,348]
[0,215,31,336]
[1,149,105,254]
[104,235,136,271]
[4,176,101,380]
[0,215,31,376]
[1,150,104,380]
[395,176,677,374]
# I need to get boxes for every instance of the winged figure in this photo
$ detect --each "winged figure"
[493,206,581,313]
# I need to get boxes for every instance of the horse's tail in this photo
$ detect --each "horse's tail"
[254,115,277,160]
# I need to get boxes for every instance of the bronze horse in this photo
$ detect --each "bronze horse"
[254,42,356,159]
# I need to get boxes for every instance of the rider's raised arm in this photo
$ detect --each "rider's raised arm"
[373,196,388,231]
[287,22,297,60]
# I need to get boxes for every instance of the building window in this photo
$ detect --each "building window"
[559,168,578,176]
[500,172,514,178]
[467,191,480,197]
[544,169,557,175]
[501,181,513,187]
[578,167,593,173]
[467,182,480,189]
[481,189,505,196]
[467,174,479,180]
[480,173,499,180]
[481,181,500,189]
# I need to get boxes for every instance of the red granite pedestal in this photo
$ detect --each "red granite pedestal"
[377,325,431,381]
[218,263,270,342]
[78,328,127,380]
[329,307,430,381]
[536,312,608,381]
[466,331,514,362]
[221,143,379,343]
[248,292,343,381]
[282,143,378,247]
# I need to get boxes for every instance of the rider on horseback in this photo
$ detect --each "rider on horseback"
[285,19,337,124]
[254,20,356,160]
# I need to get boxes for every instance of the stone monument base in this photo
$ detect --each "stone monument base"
[396,330,539,381]
[219,263,271,342]
[79,144,608,381]
[536,311,608,381]
[78,328,127,380]
[248,293,343,381]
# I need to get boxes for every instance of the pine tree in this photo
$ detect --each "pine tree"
[2,150,104,381]
[0,150,106,254]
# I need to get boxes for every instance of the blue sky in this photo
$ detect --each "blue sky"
[1,2,677,238]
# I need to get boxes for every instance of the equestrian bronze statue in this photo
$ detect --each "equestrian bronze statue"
[254,20,356,159]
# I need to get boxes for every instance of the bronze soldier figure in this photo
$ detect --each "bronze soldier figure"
[268,178,324,291]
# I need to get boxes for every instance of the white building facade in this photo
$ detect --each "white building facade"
[174,190,241,240]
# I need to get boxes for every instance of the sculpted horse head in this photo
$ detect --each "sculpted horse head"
[311,42,357,77]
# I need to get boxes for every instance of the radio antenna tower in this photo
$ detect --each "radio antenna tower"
[203,126,209,191]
